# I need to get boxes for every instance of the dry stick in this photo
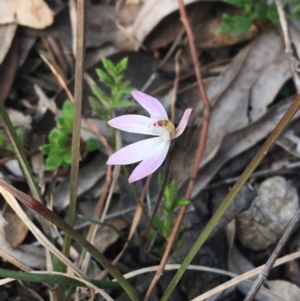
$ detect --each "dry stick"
[244,3,300,300]
[140,28,186,93]
[62,0,86,259]
[275,0,300,94]
[170,49,182,123]
[144,0,211,299]
[150,57,232,96]
[193,251,300,301]
[243,208,300,301]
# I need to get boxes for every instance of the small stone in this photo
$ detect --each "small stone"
[236,176,299,251]
[268,280,300,301]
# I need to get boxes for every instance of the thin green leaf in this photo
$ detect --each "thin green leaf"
[63,147,72,165]
[45,154,63,170]
[119,82,135,94]
[0,268,120,289]
[5,143,14,152]
[91,84,110,103]
[48,129,67,146]
[153,217,164,230]
[164,180,178,204]
[173,198,190,207]
[56,101,74,132]
[16,128,24,144]
[62,100,74,120]
[39,144,52,155]
[0,131,4,146]
[116,57,128,74]
[233,15,252,34]
[96,69,114,88]
[102,57,115,72]
[85,138,101,151]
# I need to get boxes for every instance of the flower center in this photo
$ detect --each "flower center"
[150,119,176,141]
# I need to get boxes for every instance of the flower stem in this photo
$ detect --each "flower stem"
[142,145,174,245]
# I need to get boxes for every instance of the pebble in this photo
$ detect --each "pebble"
[236,176,299,251]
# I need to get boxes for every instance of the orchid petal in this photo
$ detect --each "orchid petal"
[150,126,170,141]
[129,140,170,183]
[107,137,164,165]
[132,91,168,119]
[174,108,193,138]
[108,115,156,135]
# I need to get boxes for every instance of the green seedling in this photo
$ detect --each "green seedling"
[40,101,99,170]
[149,175,189,255]
[89,57,135,122]
[219,0,300,35]
[40,57,134,169]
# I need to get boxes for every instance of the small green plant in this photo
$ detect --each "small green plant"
[40,101,74,170]
[150,176,189,255]
[40,57,133,170]
[89,57,135,122]
[0,128,24,152]
[219,0,300,35]
[40,100,100,170]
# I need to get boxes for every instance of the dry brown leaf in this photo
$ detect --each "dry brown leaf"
[0,0,53,29]
[173,29,300,196]
[0,34,17,102]
[130,0,215,50]
[0,23,17,65]
[0,186,88,278]
[194,9,258,49]
[276,129,300,158]
[53,153,107,211]
[188,96,300,198]
[94,217,130,253]
[0,212,45,269]
[3,205,33,248]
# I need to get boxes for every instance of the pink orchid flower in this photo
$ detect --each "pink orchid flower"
[106,91,192,183]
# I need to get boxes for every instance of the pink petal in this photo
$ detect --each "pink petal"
[132,91,168,118]
[174,108,193,138]
[129,140,170,183]
[107,137,163,165]
[108,115,155,135]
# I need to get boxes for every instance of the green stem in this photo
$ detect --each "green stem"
[0,268,119,289]
[62,0,86,266]
[161,95,300,301]
[143,147,174,242]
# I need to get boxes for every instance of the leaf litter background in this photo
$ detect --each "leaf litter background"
[0,0,300,300]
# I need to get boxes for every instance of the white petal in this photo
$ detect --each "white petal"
[129,140,170,183]
[174,108,193,138]
[108,115,156,135]
[132,91,168,118]
[106,137,164,165]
